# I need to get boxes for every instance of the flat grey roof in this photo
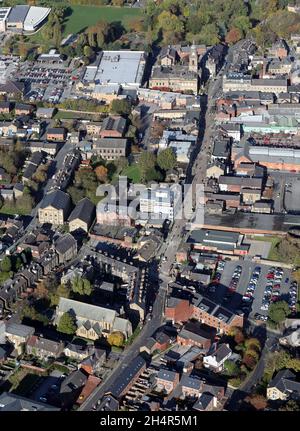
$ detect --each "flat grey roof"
[188,229,240,244]
[84,51,145,87]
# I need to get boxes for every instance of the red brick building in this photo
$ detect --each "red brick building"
[177,321,217,350]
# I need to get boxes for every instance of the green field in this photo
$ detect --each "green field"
[62,6,142,36]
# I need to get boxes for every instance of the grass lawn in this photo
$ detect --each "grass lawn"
[252,235,282,261]
[62,6,142,36]
[0,204,31,216]
[121,164,141,183]
[54,110,102,121]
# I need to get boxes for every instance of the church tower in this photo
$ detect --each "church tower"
[189,41,198,73]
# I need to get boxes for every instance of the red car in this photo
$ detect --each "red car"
[267,273,274,279]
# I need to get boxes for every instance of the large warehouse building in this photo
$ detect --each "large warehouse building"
[82,50,147,89]
[0,5,51,32]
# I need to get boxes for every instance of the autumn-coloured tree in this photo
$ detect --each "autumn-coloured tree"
[243,353,257,370]
[150,121,165,139]
[245,348,259,362]
[245,394,268,411]
[225,27,243,45]
[34,281,49,299]
[95,165,108,183]
[234,328,245,345]
[107,331,125,347]
[244,338,261,353]
[128,17,145,33]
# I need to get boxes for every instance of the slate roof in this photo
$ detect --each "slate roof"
[0,392,59,411]
[27,335,64,355]
[109,355,146,398]
[180,374,202,390]
[47,127,65,135]
[193,392,215,411]
[57,297,117,325]
[5,322,34,338]
[178,321,217,344]
[68,197,95,225]
[7,5,30,23]
[101,116,127,134]
[0,80,24,94]
[157,369,178,382]
[22,163,37,180]
[55,233,76,255]
[210,343,232,363]
[60,369,88,394]
[268,369,300,396]
[40,190,71,211]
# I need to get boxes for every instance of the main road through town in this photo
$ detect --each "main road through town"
[78,49,231,411]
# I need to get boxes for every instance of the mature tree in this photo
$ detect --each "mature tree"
[233,15,252,35]
[197,23,220,45]
[150,121,165,139]
[21,305,49,326]
[34,281,49,299]
[269,300,290,324]
[71,276,93,296]
[50,283,70,306]
[279,400,300,411]
[245,394,268,411]
[157,148,177,172]
[286,358,300,372]
[67,185,86,205]
[264,350,292,381]
[245,348,259,362]
[83,45,94,59]
[145,167,164,182]
[33,165,48,183]
[107,331,125,347]
[57,311,77,335]
[157,11,184,35]
[224,359,240,377]
[244,338,261,353]
[110,99,132,116]
[234,329,245,345]
[128,17,145,33]
[1,256,12,273]
[95,165,108,183]
[225,27,243,44]
[112,0,125,6]
[243,353,257,370]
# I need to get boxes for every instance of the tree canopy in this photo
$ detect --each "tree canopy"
[57,311,77,335]
[268,300,290,324]
[71,276,93,296]
[157,148,177,172]
[107,331,125,347]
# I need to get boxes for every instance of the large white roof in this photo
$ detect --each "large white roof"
[84,50,145,87]
[23,6,51,31]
